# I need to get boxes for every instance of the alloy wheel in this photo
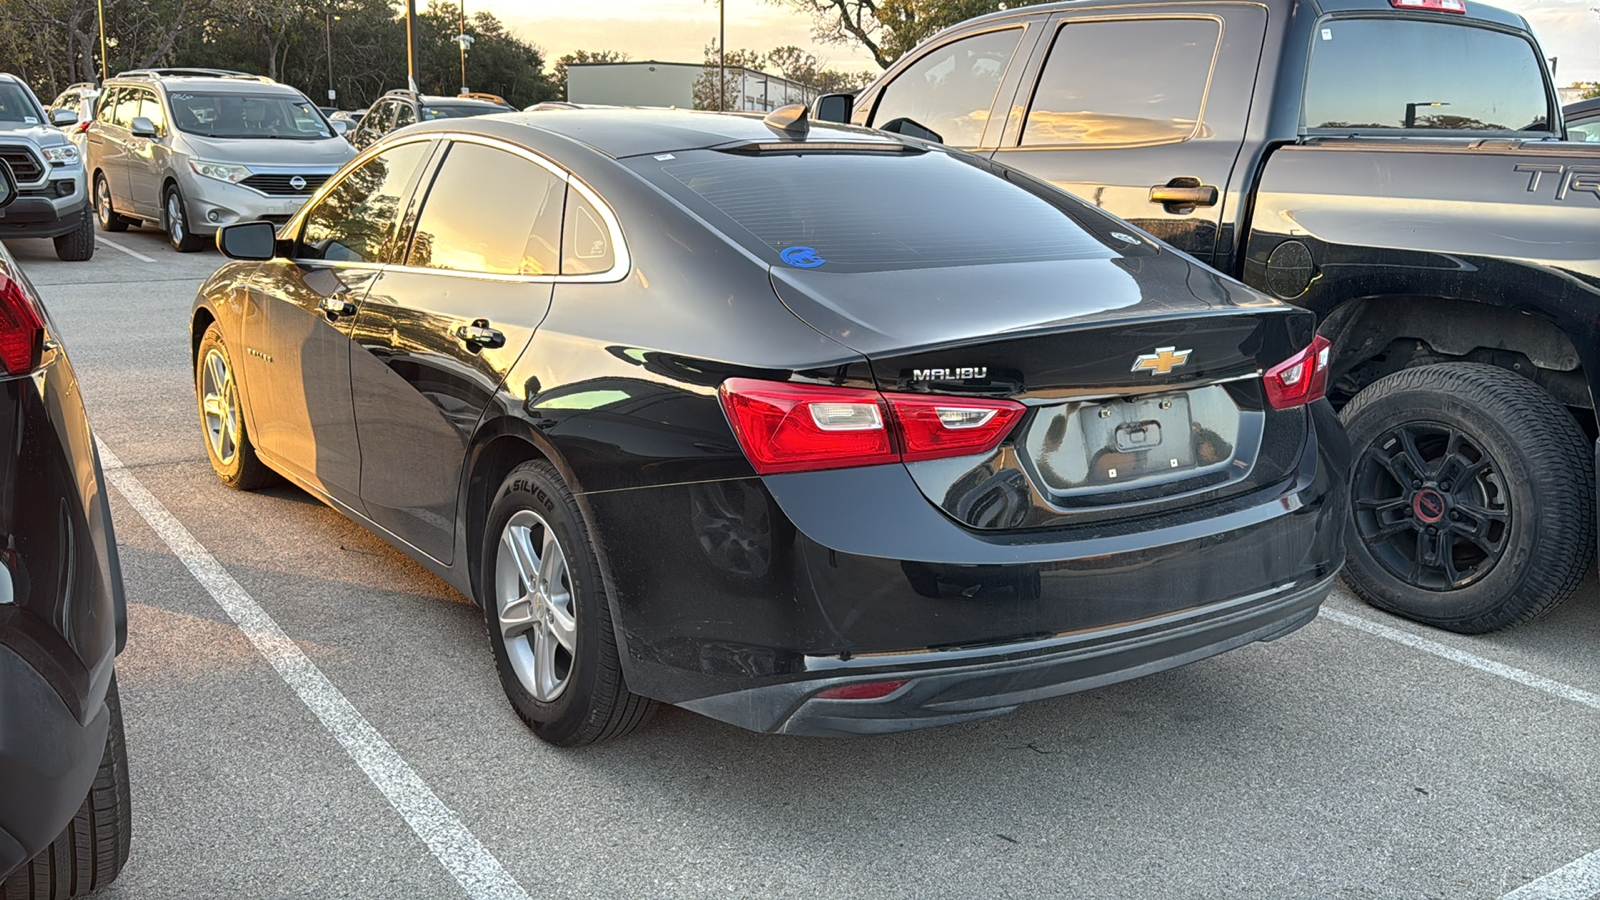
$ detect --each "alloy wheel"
[199,347,240,466]
[495,510,577,702]
[167,192,185,244]
[96,178,111,226]
[1351,421,1510,591]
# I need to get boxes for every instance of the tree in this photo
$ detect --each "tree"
[551,49,629,101]
[768,0,1054,68]
[692,43,765,110]
[764,45,871,94]
[1573,82,1600,101]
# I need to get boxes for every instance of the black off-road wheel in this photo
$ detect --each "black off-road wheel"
[481,460,656,746]
[195,323,275,491]
[0,677,132,899]
[52,209,95,261]
[1340,362,1594,633]
[92,173,129,233]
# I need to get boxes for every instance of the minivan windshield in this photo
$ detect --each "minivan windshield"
[167,91,334,139]
[420,103,504,121]
[0,82,44,129]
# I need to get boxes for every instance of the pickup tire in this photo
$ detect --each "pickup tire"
[1340,362,1594,633]
[52,209,95,262]
[0,677,132,899]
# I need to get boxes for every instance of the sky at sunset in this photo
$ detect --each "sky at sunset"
[477,0,1599,83]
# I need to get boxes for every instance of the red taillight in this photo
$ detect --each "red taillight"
[1390,0,1465,11]
[75,122,91,133]
[719,378,1025,474]
[0,274,45,376]
[816,680,908,700]
[1263,334,1331,410]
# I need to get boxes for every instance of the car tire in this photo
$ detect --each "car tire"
[1340,362,1594,633]
[92,174,128,233]
[163,185,205,253]
[52,209,95,261]
[481,460,656,746]
[196,323,275,491]
[0,676,132,899]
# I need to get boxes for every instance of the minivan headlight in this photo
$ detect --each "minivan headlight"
[41,145,79,164]
[188,160,252,184]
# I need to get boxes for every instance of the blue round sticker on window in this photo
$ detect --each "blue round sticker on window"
[780,246,826,268]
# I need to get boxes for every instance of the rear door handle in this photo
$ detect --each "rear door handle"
[320,295,358,319]
[455,321,505,349]
[1148,179,1219,212]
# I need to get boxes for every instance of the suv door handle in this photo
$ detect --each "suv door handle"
[455,321,505,349]
[1148,178,1218,212]
[320,295,358,319]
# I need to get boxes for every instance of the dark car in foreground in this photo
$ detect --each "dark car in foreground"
[0,164,130,895]
[192,108,1347,744]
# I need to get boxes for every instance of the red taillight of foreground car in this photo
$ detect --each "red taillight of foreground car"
[815,679,908,700]
[0,274,45,376]
[719,378,1026,474]
[1263,334,1332,410]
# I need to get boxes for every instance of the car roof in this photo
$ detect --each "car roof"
[417,108,921,159]
[1565,97,1600,118]
[944,0,1526,33]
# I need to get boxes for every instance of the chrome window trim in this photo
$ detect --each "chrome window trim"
[281,130,630,283]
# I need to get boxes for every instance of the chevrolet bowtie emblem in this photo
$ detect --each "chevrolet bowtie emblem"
[1131,346,1192,376]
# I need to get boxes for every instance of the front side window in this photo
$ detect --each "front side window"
[1023,18,1220,146]
[392,101,417,129]
[297,141,431,263]
[871,28,1023,147]
[137,91,166,133]
[1571,118,1600,142]
[1304,19,1550,133]
[167,91,334,139]
[95,88,120,124]
[111,90,140,130]
[406,141,565,276]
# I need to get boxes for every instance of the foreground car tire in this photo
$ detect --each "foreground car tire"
[1340,362,1594,632]
[196,324,275,491]
[163,186,205,253]
[52,210,95,262]
[481,461,656,746]
[1,678,132,899]
[92,174,129,233]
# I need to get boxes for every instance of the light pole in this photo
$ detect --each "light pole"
[96,0,107,83]
[719,0,725,111]
[456,2,473,95]
[325,7,340,105]
[405,0,419,92]
[1404,101,1448,128]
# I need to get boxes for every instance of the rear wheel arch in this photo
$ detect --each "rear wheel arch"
[463,427,576,605]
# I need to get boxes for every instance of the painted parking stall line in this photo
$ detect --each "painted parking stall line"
[95,236,157,263]
[97,440,531,900]
[1499,849,1600,900]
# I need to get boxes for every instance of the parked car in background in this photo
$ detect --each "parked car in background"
[46,82,98,127]
[347,90,510,150]
[1567,98,1600,142]
[0,165,131,897]
[328,108,365,126]
[85,69,355,252]
[0,73,95,260]
[821,0,1600,634]
[192,108,1347,745]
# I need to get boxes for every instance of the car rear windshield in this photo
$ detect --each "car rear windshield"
[1303,19,1551,134]
[637,148,1121,273]
[167,91,334,139]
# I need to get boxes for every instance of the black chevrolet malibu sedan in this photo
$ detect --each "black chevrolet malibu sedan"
[0,165,131,893]
[192,108,1348,745]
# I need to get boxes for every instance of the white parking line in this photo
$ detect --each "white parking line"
[97,440,530,900]
[1319,607,1600,900]
[95,236,156,263]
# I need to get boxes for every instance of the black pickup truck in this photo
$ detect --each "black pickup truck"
[816,0,1600,633]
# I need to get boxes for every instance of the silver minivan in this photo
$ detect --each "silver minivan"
[86,70,354,251]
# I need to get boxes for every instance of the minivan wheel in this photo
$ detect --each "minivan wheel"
[93,173,128,232]
[53,208,95,261]
[163,185,205,252]
[196,323,274,490]
[1340,362,1594,633]
[0,676,132,899]
[481,460,656,746]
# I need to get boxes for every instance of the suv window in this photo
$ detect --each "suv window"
[136,90,165,133]
[297,141,431,263]
[406,141,565,276]
[392,100,417,129]
[1304,19,1551,133]
[95,88,120,124]
[111,89,140,129]
[870,28,1023,147]
[1023,18,1220,146]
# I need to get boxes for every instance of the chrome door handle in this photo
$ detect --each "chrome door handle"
[455,321,505,349]
[320,295,357,318]
[1148,178,1218,212]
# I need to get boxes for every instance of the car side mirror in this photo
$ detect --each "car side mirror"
[130,116,157,138]
[330,119,350,136]
[0,160,16,210]
[217,220,279,260]
[813,93,853,124]
[51,108,78,127]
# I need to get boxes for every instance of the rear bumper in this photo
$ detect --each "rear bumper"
[683,573,1333,735]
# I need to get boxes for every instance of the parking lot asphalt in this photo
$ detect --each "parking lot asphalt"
[9,229,1600,899]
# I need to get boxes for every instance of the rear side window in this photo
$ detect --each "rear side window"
[1023,18,1220,146]
[648,149,1116,273]
[298,141,431,263]
[870,28,1023,147]
[1304,19,1551,133]
[560,188,615,275]
[406,141,565,276]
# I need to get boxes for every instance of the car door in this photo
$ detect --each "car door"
[90,88,136,207]
[127,88,167,217]
[349,137,566,563]
[240,138,437,506]
[987,8,1267,266]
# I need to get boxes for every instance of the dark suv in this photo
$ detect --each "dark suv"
[347,90,511,150]
[0,165,130,895]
